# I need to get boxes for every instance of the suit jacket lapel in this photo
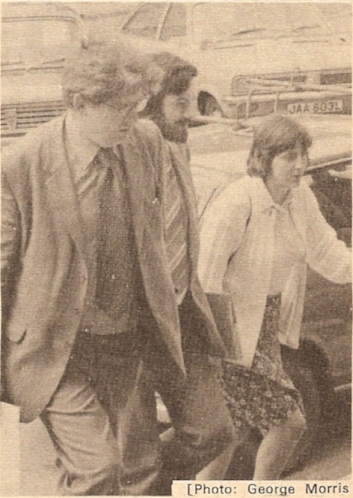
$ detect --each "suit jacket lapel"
[120,127,150,254]
[44,116,89,263]
[168,142,200,262]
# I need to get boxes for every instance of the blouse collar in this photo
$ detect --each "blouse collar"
[249,176,295,213]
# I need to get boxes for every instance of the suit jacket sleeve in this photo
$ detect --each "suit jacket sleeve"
[1,167,22,321]
[198,182,251,293]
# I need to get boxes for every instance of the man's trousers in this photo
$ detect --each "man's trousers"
[40,328,234,495]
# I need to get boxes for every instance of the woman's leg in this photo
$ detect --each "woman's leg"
[196,440,237,480]
[196,427,250,480]
[253,407,307,480]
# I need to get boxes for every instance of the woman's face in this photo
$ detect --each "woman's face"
[267,143,308,190]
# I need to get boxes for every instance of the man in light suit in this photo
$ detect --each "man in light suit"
[141,53,236,491]
[1,39,233,495]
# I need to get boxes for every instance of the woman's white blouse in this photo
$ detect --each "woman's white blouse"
[198,175,351,368]
[269,196,306,295]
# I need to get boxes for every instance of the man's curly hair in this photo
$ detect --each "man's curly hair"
[62,37,153,107]
[142,52,198,119]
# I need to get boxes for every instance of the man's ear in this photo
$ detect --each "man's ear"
[146,63,165,95]
[72,94,85,111]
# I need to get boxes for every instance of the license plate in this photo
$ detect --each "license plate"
[287,99,343,115]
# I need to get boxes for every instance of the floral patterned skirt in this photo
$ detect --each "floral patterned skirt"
[220,295,304,434]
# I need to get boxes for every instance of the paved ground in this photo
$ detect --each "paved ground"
[18,394,351,495]
[20,419,58,496]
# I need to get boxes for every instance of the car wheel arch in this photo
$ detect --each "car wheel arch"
[280,339,335,475]
[299,340,333,387]
[283,339,333,394]
[197,90,225,117]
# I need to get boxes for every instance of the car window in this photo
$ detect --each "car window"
[2,19,76,67]
[307,166,352,234]
[122,3,168,39]
[160,3,187,41]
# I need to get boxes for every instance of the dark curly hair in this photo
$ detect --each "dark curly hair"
[141,52,198,119]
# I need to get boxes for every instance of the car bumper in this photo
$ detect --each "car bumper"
[222,91,351,119]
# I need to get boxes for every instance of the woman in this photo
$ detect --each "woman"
[197,114,351,479]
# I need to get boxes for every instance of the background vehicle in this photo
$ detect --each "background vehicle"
[1,2,82,146]
[189,114,352,475]
[119,2,352,118]
[2,2,352,146]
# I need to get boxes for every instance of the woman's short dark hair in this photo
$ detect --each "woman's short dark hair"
[247,114,313,178]
[62,37,153,107]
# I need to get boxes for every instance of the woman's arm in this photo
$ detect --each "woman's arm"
[198,182,251,293]
[304,182,351,283]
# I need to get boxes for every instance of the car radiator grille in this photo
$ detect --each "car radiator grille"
[1,101,65,134]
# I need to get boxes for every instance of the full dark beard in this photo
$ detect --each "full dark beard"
[152,114,189,143]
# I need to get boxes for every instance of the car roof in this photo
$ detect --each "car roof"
[1,2,80,21]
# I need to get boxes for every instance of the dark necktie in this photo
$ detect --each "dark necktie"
[95,147,136,319]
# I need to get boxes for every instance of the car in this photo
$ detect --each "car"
[1,2,84,147]
[2,2,351,145]
[158,113,352,476]
[119,2,352,118]
[0,2,141,147]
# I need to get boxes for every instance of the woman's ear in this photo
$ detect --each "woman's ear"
[250,150,270,178]
[249,150,263,171]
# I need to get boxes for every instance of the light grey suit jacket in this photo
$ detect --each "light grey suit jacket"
[1,117,225,422]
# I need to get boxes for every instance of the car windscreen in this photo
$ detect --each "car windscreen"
[121,3,169,39]
[1,19,77,69]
